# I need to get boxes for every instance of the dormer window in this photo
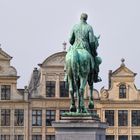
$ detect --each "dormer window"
[46,81,55,97]
[119,84,126,98]
[1,85,11,100]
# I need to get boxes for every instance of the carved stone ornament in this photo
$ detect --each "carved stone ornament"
[100,86,109,99]
[43,54,65,67]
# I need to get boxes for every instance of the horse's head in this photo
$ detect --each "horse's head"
[94,35,100,48]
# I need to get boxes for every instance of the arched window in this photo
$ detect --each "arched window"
[119,84,126,98]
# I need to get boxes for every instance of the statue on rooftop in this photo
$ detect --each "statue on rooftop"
[65,13,102,114]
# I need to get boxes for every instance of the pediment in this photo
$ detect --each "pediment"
[0,48,12,61]
[112,66,136,77]
[41,51,66,67]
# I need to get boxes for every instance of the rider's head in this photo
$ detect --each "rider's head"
[80,13,88,21]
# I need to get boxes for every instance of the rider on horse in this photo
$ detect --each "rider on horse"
[65,13,102,83]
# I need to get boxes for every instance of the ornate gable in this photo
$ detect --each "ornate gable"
[112,59,136,77]
[40,51,66,67]
[0,48,12,61]
[101,59,139,101]
[0,48,17,76]
[112,66,136,77]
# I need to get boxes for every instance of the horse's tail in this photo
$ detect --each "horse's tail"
[71,49,79,85]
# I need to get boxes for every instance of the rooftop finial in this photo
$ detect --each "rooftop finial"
[62,42,67,51]
[121,58,125,66]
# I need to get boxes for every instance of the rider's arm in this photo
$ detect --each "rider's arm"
[89,26,97,57]
[69,27,75,45]
[89,26,95,45]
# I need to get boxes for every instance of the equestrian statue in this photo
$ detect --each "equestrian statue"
[65,13,102,114]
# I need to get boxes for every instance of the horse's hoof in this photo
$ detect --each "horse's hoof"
[77,109,80,113]
[70,105,76,112]
[82,109,88,113]
[81,106,88,113]
[88,102,94,109]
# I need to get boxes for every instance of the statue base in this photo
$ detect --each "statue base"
[52,116,107,140]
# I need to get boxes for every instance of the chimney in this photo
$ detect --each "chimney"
[108,70,112,89]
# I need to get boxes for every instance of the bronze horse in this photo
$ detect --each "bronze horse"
[65,45,95,113]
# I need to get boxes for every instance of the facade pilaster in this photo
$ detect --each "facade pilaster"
[55,74,60,98]
[42,109,46,140]
[11,109,14,140]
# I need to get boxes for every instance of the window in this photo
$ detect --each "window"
[46,81,55,97]
[132,136,140,140]
[60,110,69,119]
[15,109,24,126]
[46,135,55,140]
[0,135,10,140]
[1,109,10,126]
[119,135,128,140]
[1,85,11,100]
[60,81,69,97]
[32,110,42,126]
[46,110,55,126]
[32,135,42,140]
[106,135,114,140]
[14,135,24,140]
[132,110,140,126]
[119,84,126,98]
[105,110,114,126]
[118,110,128,126]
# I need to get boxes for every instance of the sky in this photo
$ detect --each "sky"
[0,0,140,90]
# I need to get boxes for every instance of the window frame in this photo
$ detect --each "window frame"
[106,135,114,140]
[105,110,114,126]
[32,110,42,126]
[46,135,55,140]
[14,109,24,126]
[60,81,69,97]
[118,110,128,126]
[14,135,24,140]
[1,109,10,126]
[119,84,126,99]
[32,135,42,140]
[1,85,11,100]
[46,110,56,126]
[0,135,10,140]
[132,135,140,140]
[132,110,140,126]
[46,81,55,97]
[118,135,128,140]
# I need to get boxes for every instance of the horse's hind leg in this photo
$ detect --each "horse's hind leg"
[78,77,88,113]
[69,78,76,112]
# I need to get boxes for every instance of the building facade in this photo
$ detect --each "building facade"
[0,48,140,140]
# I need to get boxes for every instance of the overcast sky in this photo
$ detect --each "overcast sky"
[0,0,140,90]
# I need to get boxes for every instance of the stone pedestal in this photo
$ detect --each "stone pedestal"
[52,117,107,140]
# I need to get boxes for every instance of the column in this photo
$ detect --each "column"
[102,109,105,122]
[56,109,60,121]
[29,109,32,140]
[0,85,1,100]
[41,73,46,97]
[0,110,1,134]
[42,109,46,140]
[115,110,118,140]
[55,74,60,98]
[24,105,29,140]
[11,109,14,140]
[129,110,132,140]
